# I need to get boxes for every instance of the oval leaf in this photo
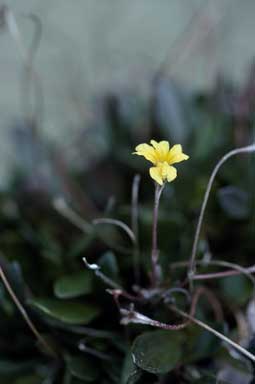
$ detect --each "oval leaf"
[28,298,100,325]
[132,330,183,374]
[121,351,141,384]
[54,271,93,299]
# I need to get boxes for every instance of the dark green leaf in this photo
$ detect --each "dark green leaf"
[28,298,100,324]
[132,330,183,374]
[98,251,119,280]
[183,325,223,363]
[54,271,93,299]
[121,351,141,384]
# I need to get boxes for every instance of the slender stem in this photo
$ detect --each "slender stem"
[172,259,255,297]
[83,257,139,302]
[93,218,136,244]
[170,305,255,363]
[188,144,255,287]
[193,264,255,281]
[151,183,164,286]
[0,266,57,358]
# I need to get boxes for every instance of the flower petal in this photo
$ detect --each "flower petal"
[149,166,164,185]
[162,163,177,182]
[167,144,189,165]
[133,143,157,164]
[150,140,170,161]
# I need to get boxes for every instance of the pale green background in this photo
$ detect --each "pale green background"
[0,0,254,185]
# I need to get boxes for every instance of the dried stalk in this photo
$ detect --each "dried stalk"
[0,264,57,358]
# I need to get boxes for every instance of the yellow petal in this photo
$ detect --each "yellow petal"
[150,140,170,161]
[161,163,177,182]
[149,166,164,185]
[167,144,189,165]
[133,143,157,164]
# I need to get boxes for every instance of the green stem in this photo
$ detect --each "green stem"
[151,183,164,286]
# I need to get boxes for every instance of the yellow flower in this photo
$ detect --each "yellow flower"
[133,140,189,185]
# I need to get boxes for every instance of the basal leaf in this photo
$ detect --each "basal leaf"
[28,298,100,325]
[54,271,93,299]
[131,330,183,374]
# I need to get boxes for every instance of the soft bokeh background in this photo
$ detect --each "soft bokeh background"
[1,0,255,185]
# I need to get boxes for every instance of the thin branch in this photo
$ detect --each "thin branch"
[0,265,57,358]
[193,264,255,281]
[170,304,255,363]
[173,259,255,295]
[83,257,139,302]
[197,260,255,291]
[92,218,136,245]
[188,144,255,286]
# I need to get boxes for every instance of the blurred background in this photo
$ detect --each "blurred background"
[1,0,255,185]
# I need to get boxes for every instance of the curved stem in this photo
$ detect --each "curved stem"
[92,218,136,245]
[188,144,255,287]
